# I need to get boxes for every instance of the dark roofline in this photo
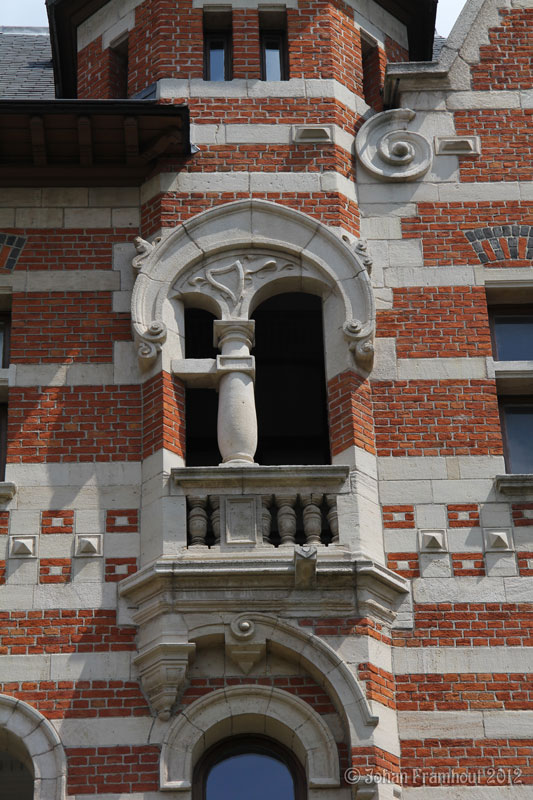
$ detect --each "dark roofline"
[47,0,437,98]
[0,99,190,186]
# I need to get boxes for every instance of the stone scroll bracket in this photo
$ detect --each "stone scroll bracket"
[356,109,432,182]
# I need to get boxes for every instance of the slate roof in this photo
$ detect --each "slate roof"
[0,28,55,99]
[432,35,447,60]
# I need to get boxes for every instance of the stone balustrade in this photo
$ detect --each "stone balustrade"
[171,465,349,550]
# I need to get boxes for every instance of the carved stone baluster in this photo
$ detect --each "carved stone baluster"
[210,496,221,546]
[302,494,324,546]
[276,494,297,546]
[326,494,340,544]
[214,320,257,464]
[188,496,208,547]
[261,495,272,544]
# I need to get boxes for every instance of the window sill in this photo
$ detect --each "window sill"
[495,474,533,495]
[489,359,533,393]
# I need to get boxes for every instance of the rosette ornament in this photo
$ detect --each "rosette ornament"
[356,109,432,182]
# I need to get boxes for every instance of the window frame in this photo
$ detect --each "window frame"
[498,395,533,474]
[0,310,10,369]
[489,303,533,362]
[260,28,289,81]
[203,11,233,82]
[192,734,306,800]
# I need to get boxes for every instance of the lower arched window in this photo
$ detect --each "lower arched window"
[193,735,306,800]
[0,747,34,800]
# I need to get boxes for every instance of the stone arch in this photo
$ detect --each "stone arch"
[186,613,378,747]
[0,694,67,800]
[160,684,340,792]
[130,199,375,373]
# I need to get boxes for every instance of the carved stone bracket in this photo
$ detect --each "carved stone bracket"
[225,615,266,674]
[134,639,195,720]
[356,109,432,182]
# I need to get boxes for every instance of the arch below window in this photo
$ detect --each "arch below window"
[0,694,67,800]
[193,735,306,800]
[160,684,340,793]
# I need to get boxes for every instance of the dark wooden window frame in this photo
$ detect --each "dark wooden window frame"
[203,31,232,81]
[260,29,289,81]
[0,311,10,369]
[498,395,533,474]
[488,304,533,361]
[192,734,306,800]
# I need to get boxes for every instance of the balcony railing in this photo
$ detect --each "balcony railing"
[171,465,350,550]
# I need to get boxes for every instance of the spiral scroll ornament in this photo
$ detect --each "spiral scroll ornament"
[136,320,167,368]
[355,109,432,182]
[343,319,374,371]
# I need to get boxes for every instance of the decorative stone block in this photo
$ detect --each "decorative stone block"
[75,534,102,557]
[419,529,448,553]
[483,527,513,552]
[10,536,37,557]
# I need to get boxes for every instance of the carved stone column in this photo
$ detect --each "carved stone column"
[213,320,257,465]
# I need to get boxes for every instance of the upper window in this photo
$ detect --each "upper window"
[488,299,533,473]
[193,736,305,800]
[204,11,232,81]
[490,305,533,361]
[259,10,288,81]
[0,310,10,369]
[109,34,129,98]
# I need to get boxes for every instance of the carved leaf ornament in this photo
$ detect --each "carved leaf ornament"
[189,258,278,315]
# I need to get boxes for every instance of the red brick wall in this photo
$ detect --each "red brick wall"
[471,7,533,90]
[387,552,420,579]
[358,663,395,709]
[328,370,376,456]
[383,506,415,529]
[233,10,261,79]
[0,610,136,655]
[0,680,150,718]
[181,676,335,715]
[455,110,533,182]
[142,191,360,238]
[393,604,533,648]
[41,510,74,534]
[402,202,533,267]
[396,672,533,712]
[142,371,186,459]
[105,557,138,582]
[11,292,130,364]
[401,738,533,785]
[1,230,130,273]
[67,745,159,795]
[372,380,502,458]
[0,511,9,535]
[376,287,492,359]
[299,616,391,644]
[39,558,72,584]
[7,385,142,463]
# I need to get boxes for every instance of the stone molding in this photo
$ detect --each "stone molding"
[0,481,17,502]
[160,684,340,792]
[355,109,432,182]
[0,693,67,800]
[130,199,375,373]
[495,474,533,495]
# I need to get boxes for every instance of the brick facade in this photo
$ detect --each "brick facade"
[1,2,532,798]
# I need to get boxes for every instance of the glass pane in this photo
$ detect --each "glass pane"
[503,406,533,473]
[208,41,226,81]
[493,315,533,360]
[207,753,295,800]
[264,40,282,81]
[0,751,34,800]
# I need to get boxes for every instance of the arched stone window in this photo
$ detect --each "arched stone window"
[160,683,340,794]
[0,694,67,800]
[193,735,306,800]
[132,200,375,468]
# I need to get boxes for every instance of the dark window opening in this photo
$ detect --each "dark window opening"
[109,35,129,98]
[361,34,382,109]
[252,293,330,466]
[0,748,34,800]
[204,11,232,81]
[490,305,533,361]
[260,10,288,81]
[0,310,11,368]
[184,307,219,466]
[499,398,533,474]
[193,735,305,800]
